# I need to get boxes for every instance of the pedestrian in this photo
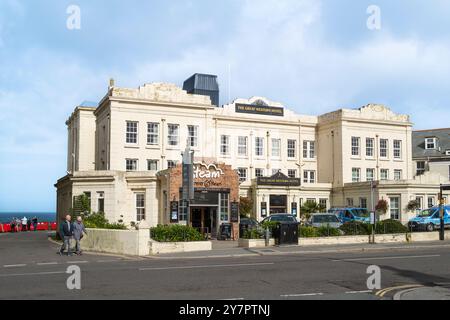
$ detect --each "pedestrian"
[73,216,87,255]
[59,215,74,256]
[15,218,20,232]
[21,217,27,232]
[27,218,32,232]
[32,216,38,232]
[10,219,15,233]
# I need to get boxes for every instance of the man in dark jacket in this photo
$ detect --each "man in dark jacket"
[59,215,74,256]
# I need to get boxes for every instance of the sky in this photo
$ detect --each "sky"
[1,0,450,212]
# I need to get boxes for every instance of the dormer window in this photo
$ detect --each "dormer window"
[425,137,437,150]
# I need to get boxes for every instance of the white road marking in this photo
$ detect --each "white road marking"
[345,290,373,294]
[0,271,66,278]
[222,298,245,300]
[3,264,26,268]
[37,262,58,266]
[97,259,120,263]
[67,261,88,264]
[332,254,440,262]
[281,293,324,297]
[139,262,274,271]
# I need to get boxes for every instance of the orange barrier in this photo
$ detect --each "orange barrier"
[0,222,56,232]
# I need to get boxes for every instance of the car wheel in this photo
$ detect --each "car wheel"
[426,224,434,232]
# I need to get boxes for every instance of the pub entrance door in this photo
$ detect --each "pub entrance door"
[190,206,218,238]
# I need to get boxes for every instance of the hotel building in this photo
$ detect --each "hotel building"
[55,74,449,232]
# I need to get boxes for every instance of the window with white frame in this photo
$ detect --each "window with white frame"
[394,169,402,181]
[428,197,435,208]
[351,137,360,156]
[167,160,177,169]
[416,161,426,175]
[255,168,264,178]
[126,121,138,144]
[287,139,297,158]
[167,124,179,147]
[380,139,388,158]
[303,170,316,184]
[255,137,264,157]
[220,193,229,222]
[380,169,389,180]
[366,168,375,181]
[147,123,159,145]
[187,125,198,148]
[136,193,145,222]
[319,199,327,212]
[390,197,400,220]
[237,136,248,156]
[425,137,437,150]
[416,196,423,210]
[360,198,368,209]
[393,140,402,159]
[352,168,361,182]
[237,168,248,183]
[126,159,138,171]
[179,200,188,222]
[220,135,230,156]
[366,138,374,157]
[347,198,354,207]
[272,139,281,157]
[303,141,315,159]
[147,159,158,171]
[288,169,297,178]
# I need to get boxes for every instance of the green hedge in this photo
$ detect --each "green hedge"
[242,229,263,239]
[339,221,370,235]
[339,220,409,236]
[150,224,205,242]
[82,212,127,230]
[299,226,319,238]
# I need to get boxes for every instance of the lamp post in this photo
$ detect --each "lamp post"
[439,184,450,241]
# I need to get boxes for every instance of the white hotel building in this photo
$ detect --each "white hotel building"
[55,74,449,231]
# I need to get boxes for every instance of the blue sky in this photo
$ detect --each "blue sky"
[1,0,450,212]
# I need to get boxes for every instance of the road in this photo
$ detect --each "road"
[1,232,450,300]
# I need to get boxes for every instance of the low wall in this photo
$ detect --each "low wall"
[80,228,150,256]
[300,235,369,246]
[149,240,212,254]
[238,238,276,248]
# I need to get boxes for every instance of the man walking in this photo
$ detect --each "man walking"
[21,217,27,232]
[59,215,74,256]
[73,216,87,255]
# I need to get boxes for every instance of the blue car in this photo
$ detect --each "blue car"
[408,206,450,232]
[329,207,371,224]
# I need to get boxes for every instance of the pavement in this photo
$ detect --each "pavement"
[1,231,450,300]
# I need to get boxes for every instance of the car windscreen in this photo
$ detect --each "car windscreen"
[353,209,369,217]
[418,208,438,217]
[313,215,339,223]
[272,215,295,222]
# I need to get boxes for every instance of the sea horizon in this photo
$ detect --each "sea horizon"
[0,212,56,223]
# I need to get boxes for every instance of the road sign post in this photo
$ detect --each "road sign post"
[182,146,194,226]
[439,184,450,241]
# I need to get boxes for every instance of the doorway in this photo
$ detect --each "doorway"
[190,207,218,238]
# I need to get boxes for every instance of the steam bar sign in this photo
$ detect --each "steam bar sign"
[257,172,301,187]
[235,103,284,117]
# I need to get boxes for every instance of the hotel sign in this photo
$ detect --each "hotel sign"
[257,172,301,187]
[235,103,284,117]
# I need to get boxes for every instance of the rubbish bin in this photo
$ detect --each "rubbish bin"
[274,222,299,245]
[218,223,232,240]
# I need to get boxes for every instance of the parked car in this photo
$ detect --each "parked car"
[308,213,343,229]
[408,205,450,232]
[329,207,371,224]
[260,214,298,224]
[239,217,260,238]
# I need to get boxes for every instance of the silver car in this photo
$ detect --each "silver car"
[309,213,342,229]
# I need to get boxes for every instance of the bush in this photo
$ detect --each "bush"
[81,212,127,230]
[339,221,370,236]
[317,226,342,237]
[150,224,205,242]
[242,228,263,239]
[299,226,319,238]
[260,221,280,233]
[375,219,408,234]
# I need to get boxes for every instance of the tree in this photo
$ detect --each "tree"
[375,199,389,214]
[239,197,253,218]
[300,201,326,221]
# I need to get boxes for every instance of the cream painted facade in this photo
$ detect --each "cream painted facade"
[56,79,449,227]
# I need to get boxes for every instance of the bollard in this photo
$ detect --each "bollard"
[265,227,270,247]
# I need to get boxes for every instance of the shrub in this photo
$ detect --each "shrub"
[299,226,319,238]
[81,212,127,230]
[260,221,280,233]
[317,226,342,237]
[242,228,263,239]
[375,219,408,234]
[339,221,370,235]
[150,224,205,242]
